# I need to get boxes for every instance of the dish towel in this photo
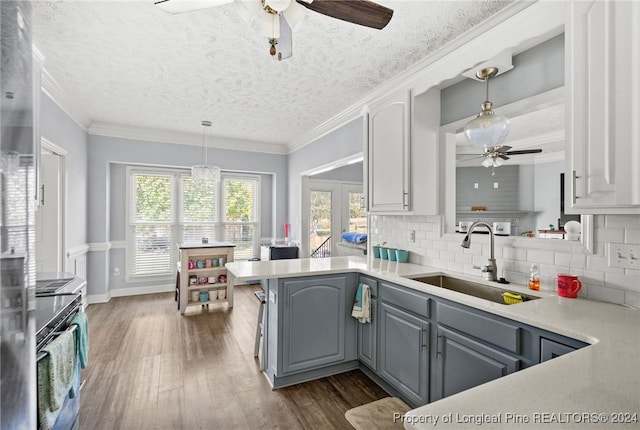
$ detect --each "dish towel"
[341,232,368,244]
[37,329,76,430]
[351,283,371,323]
[70,311,89,369]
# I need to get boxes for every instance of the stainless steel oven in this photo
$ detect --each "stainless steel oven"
[35,292,82,430]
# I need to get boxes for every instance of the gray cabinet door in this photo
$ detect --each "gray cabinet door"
[379,302,429,406]
[540,338,577,362]
[435,326,520,400]
[280,275,347,375]
[357,298,377,371]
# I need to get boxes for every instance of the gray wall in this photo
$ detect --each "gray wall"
[440,34,564,124]
[456,165,520,212]
[40,93,88,251]
[288,117,365,243]
[87,133,288,294]
[311,161,363,182]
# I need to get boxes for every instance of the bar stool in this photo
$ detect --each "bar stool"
[253,290,266,370]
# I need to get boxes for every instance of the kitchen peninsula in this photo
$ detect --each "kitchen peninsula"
[226,256,640,429]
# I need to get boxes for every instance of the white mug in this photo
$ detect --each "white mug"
[217,289,226,300]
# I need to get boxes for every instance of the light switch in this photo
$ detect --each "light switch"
[474,183,479,189]
[608,243,639,269]
[269,290,277,304]
[494,182,499,189]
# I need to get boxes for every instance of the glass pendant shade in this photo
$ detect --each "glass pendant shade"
[463,101,510,148]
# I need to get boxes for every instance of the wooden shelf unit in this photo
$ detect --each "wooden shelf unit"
[178,242,235,314]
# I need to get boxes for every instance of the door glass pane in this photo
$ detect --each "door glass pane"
[310,190,332,257]
[348,191,367,233]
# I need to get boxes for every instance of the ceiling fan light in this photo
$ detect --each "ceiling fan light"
[481,158,493,168]
[463,111,510,148]
[283,0,306,29]
[264,0,291,13]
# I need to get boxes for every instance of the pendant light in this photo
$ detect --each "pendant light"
[463,67,510,148]
[191,120,220,185]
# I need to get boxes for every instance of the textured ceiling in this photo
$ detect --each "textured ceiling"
[32,0,511,149]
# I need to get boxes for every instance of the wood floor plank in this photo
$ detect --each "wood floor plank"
[80,286,388,429]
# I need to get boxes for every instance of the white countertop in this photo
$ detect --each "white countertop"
[226,256,640,429]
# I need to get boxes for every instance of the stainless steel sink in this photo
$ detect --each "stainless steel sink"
[409,275,541,305]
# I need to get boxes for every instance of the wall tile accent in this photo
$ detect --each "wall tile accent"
[370,214,640,307]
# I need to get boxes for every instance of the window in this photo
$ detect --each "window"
[127,168,260,279]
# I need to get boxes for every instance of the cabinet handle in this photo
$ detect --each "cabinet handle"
[421,328,428,349]
[572,170,581,204]
[436,334,443,355]
[40,184,45,206]
[403,192,409,209]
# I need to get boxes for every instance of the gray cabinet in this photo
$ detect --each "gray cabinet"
[435,326,519,400]
[357,297,377,371]
[356,275,379,371]
[540,338,580,362]
[377,281,432,406]
[280,274,356,375]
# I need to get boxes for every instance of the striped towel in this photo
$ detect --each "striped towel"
[351,283,371,324]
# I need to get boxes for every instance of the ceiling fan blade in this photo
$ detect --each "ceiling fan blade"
[154,0,233,14]
[496,145,512,153]
[499,154,510,160]
[504,149,543,155]
[296,0,393,29]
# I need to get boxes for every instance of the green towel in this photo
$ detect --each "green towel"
[37,329,76,429]
[70,311,89,369]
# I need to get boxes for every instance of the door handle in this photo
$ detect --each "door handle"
[572,170,581,204]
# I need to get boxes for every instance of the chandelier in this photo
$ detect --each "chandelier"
[191,120,221,185]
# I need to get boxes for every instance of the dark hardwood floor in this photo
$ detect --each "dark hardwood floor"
[80,284,388,429]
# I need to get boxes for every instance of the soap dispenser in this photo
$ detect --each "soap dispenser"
[528,264,540,291]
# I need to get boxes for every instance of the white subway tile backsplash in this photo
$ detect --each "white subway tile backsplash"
[605,214,640,228]
[586,284,626,305]
[526,249,556,265]
[370,213,640,306]
[605,271,640,292]
[624,229,640,244]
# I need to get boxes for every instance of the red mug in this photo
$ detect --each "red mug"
[557,274,582,298]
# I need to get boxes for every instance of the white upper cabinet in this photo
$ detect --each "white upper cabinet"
[367,90,411,213]
[565,0,640,214]
[366,88,440,215]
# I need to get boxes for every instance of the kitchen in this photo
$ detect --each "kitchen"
[1,1,639,429]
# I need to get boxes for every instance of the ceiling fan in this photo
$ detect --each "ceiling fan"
[154,0,394,60]
[459,145,543,175]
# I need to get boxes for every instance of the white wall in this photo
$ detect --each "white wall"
[370,214,640,307]
[287,117,365,244]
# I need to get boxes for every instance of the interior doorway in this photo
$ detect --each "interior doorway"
[307,180,365,258]
[35,140,66,272]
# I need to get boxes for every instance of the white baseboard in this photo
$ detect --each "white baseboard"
[110,284,174,298]
[87,293,111,304]
[86,284,174,305]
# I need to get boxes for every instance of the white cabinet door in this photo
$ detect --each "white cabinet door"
[566,0,640,214]
[368,90,411,212]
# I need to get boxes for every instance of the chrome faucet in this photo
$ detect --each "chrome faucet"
[460,221,498,282]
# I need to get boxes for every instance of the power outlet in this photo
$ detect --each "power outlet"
[608,243,639,269]
[410,230,416,243]
[113,267,120,276]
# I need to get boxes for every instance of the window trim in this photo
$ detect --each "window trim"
[125,167,261,281]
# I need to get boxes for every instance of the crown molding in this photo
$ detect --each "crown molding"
[88,122,289,155]
[39,66,92,131]
[286,0,536,154]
